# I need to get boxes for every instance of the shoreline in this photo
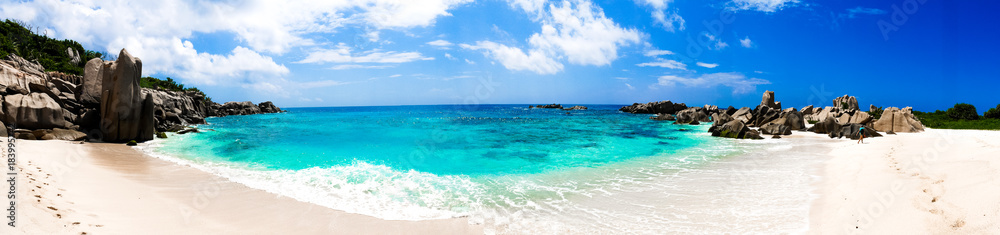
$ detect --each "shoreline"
[1,140,483,235]
[4,127,1000,233]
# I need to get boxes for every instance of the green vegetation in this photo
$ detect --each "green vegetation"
[141,76,194,92]
[0,19,106,75]
[913,103,1000,130]
[946,103,979,120]
[155,132,167,139]
[867,106,884,120]
[126,140,137,146]
[140,76,211,102]
[985,104,1000,119]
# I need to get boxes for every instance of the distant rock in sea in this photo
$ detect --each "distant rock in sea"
[529,104,588,110]
[619,100,687,114]
[532,104,563,109]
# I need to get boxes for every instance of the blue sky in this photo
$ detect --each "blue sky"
[2,0,997,112]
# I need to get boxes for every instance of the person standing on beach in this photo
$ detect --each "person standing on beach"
[857,126,866,144]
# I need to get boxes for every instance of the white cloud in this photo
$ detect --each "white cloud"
[644,49,675,57]
[704,33,728,50]
[389,74,403,78]
[727,0,799,12]
[846,7,887,18]
[656,72,770,94]
[465,59,476,64]
[297,80,353,88]
[298,43,433,64]
[625,83,635,90]
[471,0,641,74]
[0,0,471,97]
[359,0,474,29]
[696,62,719,68]
[461,41,563,74]
[427,39,454,48]
[508,0,548,18]
[637,58,687,70]
[243,81,290,98]
[444,53,455,59]
[530,0,642,66]
[614,77,629,80]
[637,0,685,32]
[740,36,753,48]
[330,64,394,70]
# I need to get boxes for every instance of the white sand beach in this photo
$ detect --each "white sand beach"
[810,129,1000,233]
[1,140,482,235]
[2,128,999,234]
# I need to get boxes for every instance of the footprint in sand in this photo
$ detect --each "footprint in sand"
[952,219,965,228]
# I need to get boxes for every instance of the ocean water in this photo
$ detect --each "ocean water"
[142,105,825,233]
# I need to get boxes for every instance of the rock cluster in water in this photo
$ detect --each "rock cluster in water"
[532,104,588,110]
[626,90,924,140]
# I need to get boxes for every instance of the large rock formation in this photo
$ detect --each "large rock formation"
[78,58,105,106]
[711,113,733,124]
[39,128,87,141]
[833,95,859,111]
[649,113,675,121]
[800,105,815,115]
[67,47,81,64]
[807,116,841,134]
[0,50,283,142]
[145,88,210,131]
[803,95,874,125]
[760,90,781,110]
[98,49,156,142]
[709,119,764,139]
[2,93,68,129]
[732,107,753,123]
[0,54,47,96]
[533,104,563,109]
[766,108,806,131]
[0,54,70,130]
[620,100,687,114]
[759,123,792,135]
[828,123,883,140]
[217,101,262,116]
[673,107,711,124]
[872,107,924,133]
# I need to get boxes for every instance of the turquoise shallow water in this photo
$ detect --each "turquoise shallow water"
[158,105,707,174]
[145,104,811,232]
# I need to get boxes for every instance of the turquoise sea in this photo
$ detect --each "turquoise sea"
[143,105,823,233]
